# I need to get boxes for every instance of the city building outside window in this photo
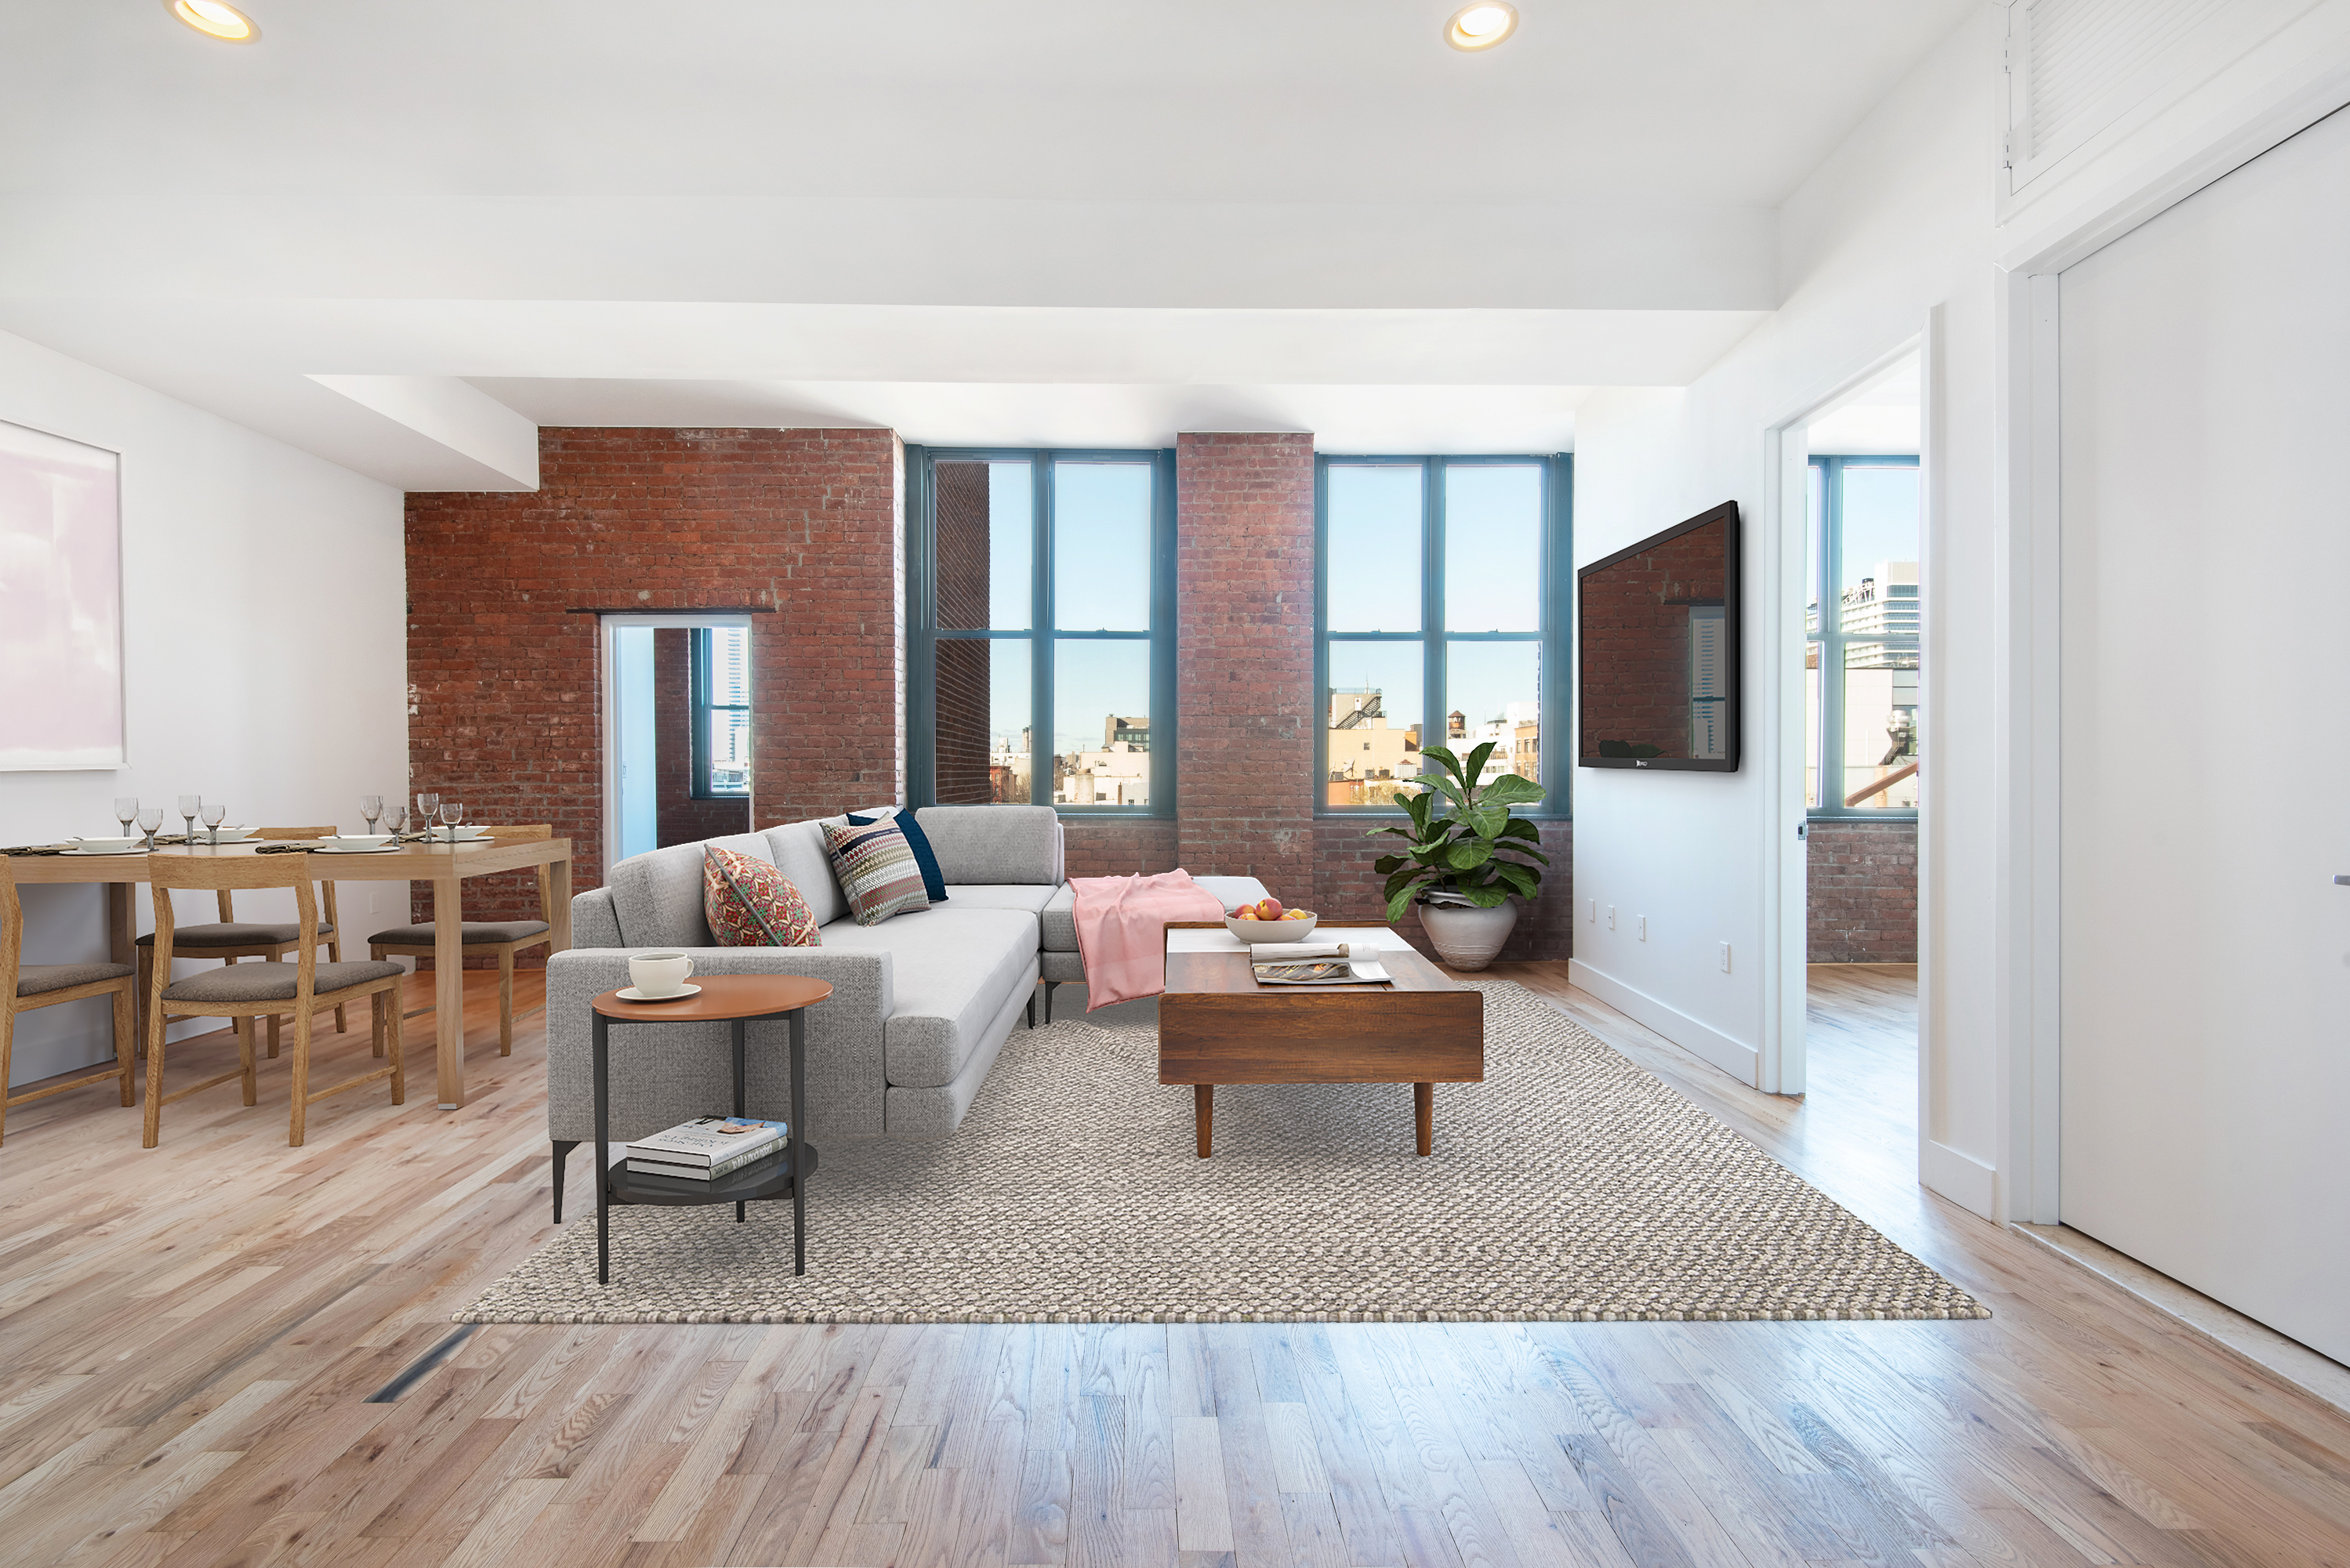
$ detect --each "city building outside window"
[1315,454,1570,814]
[1806,454,1920,814]
[908,448,1175,813]
[691,626,751,798]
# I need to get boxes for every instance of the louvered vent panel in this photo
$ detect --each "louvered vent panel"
[2026,0,2226,156]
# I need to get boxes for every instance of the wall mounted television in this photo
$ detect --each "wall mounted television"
[1577,500,1740,773]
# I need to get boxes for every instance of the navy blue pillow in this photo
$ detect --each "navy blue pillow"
[847,811,948,903]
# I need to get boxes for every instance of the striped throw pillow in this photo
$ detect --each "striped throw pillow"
[821,817,932,926]
[703,846,821,947]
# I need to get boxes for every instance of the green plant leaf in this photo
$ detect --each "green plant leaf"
[1496,817,1542,842]
[1372,854,1403,875]
[1445,839,1495,871]
[1385,884,1419,922]
[1479,773,1545,808]
[1418,745,1463,782]
[1492,861,1539,897]
[1463,804,1509,841]
[1461,741,1498,786]
[1456,883,1514,908]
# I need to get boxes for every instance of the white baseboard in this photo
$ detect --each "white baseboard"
[1566,960,1759,1084]
[1920,1137,1996,1219]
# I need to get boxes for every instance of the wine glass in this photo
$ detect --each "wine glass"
[136,807,162,851]
[361,795,383,835]
[114,796,138,836]
[439,800,465,844]
[201,800,227,847]
[177,795,200,844]
[385,804,408,839]
[415,792,440,843]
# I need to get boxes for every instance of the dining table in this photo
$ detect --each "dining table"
[6,835,572,1110]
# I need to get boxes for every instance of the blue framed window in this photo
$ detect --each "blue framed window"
[690,626,751,798]
[907,448,1176,814]
[1806,454,1920,817]
[1315,454,1571,817]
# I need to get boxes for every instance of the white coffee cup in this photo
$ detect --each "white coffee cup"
[629,951,695,996]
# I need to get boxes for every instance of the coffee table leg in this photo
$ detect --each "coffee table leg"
[789,1008,807,1276]
[1195,1084,1213,1158]
[1414,1081,1433,1157]
[732,1018,747,1224]
[593,1012,610,1285]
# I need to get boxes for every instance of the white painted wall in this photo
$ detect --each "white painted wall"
[2057,104,2350,1363]
[1569,9,2007,1215]
[0,328,409,1088]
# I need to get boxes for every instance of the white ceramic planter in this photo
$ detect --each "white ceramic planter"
[1418,900,1519,971]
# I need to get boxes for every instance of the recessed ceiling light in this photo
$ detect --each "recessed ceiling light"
[1445,2,1518,51]
[166,0,259,42]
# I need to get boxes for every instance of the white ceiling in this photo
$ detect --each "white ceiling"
[0,0,1974,485]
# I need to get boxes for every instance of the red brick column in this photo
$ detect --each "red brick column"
[1174,433,1317,900]
[405,427,902,943]
[1806,819,1917,961]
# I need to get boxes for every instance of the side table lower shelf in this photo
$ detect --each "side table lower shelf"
[606,1143,819,1208]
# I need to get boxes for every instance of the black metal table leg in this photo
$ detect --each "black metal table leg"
[732,1017,747,1223]
[593,1011,610,1285]
[789,1006,806,1276]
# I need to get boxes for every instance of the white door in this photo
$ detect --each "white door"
[2058,106,2350,1362]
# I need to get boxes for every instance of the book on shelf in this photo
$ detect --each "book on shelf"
[625,1115,787,1169]
[1250,942,1392,987]
[627,1141,790,1182]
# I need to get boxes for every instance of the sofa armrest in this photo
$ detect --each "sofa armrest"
[569,887,622,948]
[545,946,895,1144]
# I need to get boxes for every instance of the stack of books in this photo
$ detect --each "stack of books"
[626,1116,790,1181]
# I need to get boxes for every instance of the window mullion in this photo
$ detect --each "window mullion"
[1032,452,1052,807]
[1822,457,1845,812]
[1423,458,1444,762]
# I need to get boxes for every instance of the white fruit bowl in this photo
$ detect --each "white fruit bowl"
[1225,911,1318,946]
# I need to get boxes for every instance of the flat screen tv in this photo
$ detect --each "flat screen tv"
[1577,500,1740,772]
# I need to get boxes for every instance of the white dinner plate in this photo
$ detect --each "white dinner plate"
[314,842,401,854]
[615,984,702,1003]
[62,845,149,856]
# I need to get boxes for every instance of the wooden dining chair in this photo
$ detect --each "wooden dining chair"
[135,825,351,1055]
[143,853,405,1147]
[368,825,553,1056]
[2,856,137,1146]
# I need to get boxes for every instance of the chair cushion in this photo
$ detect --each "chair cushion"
[849,811,947,903]
[16,961,136,997]
[912,806,1062,885]
[703,846,821,948]
[161,960,404,1005]
[136,922,332,947]
[367,921,551,946]
[822,819,931,927]
[761,820,847,927]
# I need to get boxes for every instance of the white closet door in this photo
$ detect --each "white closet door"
[2058,106,2350,1363]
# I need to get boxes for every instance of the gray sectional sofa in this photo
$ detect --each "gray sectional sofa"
[543,805,1264,1211]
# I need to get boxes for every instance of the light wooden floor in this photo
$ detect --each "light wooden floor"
[2,964,2348,1566]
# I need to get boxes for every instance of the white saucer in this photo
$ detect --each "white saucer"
[315,842,400,854]
[63,845,149,856]
[615,984,702,1003]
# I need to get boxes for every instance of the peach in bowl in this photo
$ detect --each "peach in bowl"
[1224,896,1318,946]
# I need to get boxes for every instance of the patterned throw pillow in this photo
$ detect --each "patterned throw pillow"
[847,810,948,903]
[821,817,932,926]
[703,846,821,947]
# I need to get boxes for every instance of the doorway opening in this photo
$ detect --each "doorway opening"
[599,613,756,871]
[1789,351,1923,1159]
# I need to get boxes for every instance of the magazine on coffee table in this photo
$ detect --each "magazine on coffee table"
[1249,942,1392,986]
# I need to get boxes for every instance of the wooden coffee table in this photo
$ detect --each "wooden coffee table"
[1158,922,1483,1157]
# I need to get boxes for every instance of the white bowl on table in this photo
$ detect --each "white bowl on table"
[71,836,147,853]
[330,834,394,849]
[1224,911,1318,947]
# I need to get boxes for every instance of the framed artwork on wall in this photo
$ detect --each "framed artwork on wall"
[0,417,125,770]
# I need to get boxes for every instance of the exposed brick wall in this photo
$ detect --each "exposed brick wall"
[1808,818,1917,962]
[653,628,751,848]
[1174,434,1318,891]
[1062,817,1180,881]
[1579,517,1727,759]
[933,460,993,805]
[404,427,901,954]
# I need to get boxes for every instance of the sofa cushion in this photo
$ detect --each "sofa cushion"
[945,884,1056,923]
[1038,874,1271,951]
[611,832,774,948]
[912,806,1061,885]
[815,907,1039,1089]
[705,846,821,948]
[850,811,947,903]
[761,821,846,928]
[822,819,931,926]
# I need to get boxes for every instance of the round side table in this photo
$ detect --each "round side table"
[589,973,832,1284]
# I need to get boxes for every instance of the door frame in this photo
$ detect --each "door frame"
[595,612,756,874]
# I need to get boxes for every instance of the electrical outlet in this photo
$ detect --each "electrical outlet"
[1720,941,1732,972]
[1636,915,1647,942]
[1587,899,1597,923]
[1606,905,1616,930]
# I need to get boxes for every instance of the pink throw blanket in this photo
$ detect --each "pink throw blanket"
[1070,870,1229,1010]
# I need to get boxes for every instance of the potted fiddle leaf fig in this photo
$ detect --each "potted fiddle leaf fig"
[1365,741,1548,970]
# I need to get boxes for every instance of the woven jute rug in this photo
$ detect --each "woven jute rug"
[456,980,1987,1324]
